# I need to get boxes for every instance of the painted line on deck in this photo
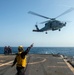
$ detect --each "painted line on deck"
[48,66,67,68]
[28,58,46,65]
[60,55,74,74]
[0,61,13,67]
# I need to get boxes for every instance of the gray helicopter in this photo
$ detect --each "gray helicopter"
[28,8,74,34]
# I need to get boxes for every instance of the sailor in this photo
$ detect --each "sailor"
[11,44,33,75]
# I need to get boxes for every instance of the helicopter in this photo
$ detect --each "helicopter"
[28,8,74,34]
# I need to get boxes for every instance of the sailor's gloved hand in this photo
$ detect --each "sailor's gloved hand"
[30,43,34,48]
[28,43,34,49]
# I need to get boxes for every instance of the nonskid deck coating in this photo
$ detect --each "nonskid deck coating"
[0,54,74,75]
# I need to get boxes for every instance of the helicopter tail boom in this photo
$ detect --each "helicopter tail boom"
[35,25,39,30]
[33,25,43,32]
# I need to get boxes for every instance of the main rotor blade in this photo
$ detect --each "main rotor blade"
[55,7,74,19]
[40,20,49,24]
[28,11,51,19]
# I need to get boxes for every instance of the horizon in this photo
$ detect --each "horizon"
[0,0,74,47]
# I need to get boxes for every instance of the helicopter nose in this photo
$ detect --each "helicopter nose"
[63,22,66,26]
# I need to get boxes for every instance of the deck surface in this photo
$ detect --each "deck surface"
[0,54,74,75]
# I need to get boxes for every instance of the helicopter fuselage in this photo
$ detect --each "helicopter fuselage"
[33,20,66,32]
[29,8,74,33]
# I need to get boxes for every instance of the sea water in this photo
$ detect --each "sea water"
[0,47,74,57]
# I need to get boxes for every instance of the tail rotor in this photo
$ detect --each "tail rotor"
[35,22,39,30]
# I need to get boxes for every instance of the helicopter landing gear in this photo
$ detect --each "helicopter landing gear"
[59,29,61,31]
[45,32,48,34]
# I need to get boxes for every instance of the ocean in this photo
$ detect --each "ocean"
[0,47,74,57]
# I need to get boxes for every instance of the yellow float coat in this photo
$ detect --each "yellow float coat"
[16,52,27,67]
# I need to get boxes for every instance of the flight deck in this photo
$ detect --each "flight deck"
[0,54,74,75]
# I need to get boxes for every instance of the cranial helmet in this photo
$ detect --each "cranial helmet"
[18,46,24,52]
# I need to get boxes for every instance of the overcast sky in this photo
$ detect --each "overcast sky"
[0,0,74,47]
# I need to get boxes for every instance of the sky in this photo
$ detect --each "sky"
[0,0,74,47]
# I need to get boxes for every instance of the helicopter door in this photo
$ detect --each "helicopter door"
[52,21,58,30]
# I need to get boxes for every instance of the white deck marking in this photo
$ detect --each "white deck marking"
[28,58,46,65]
[0,61,13,67]
[48,66,67,68]
[60,55,74,74]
